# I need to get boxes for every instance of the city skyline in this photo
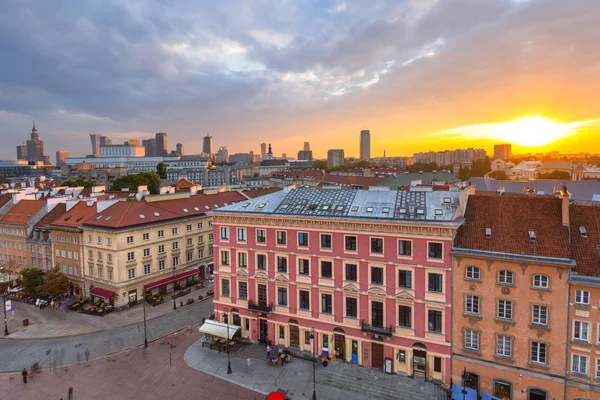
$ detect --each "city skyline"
[1,1,599,159]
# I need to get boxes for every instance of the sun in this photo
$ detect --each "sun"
[495,116,575,147]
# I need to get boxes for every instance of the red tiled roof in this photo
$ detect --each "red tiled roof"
[34,203,67,227]
[454,195,571,259]
[0,200,46,224]
[51,201,102,228]
[0,194,12,209]
[175,178,196,189]
[570,204,600,276]
[242,187,282,198]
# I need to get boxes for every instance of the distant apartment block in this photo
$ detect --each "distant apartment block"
[493,144,512,161]
[327,149,345,169]
[414,148,486,166]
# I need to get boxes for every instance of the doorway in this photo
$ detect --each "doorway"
[259,319,268,342]
[198,265,205,280]
[413,349,427,380]
[290,325,299,347]
[334,334,345,359]
[528,388,547,400]
[371,343,384,370]
[258,284,267,306]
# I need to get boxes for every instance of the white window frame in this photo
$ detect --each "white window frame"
[575,290,590,305]
[532,274,549,289]
[497,335,512,358]
[142,232,150,241]
[237,228,247,242]
[464,329,479,351]
[498,270,514,284]
[497,300,513,320]
[530,342,547,365]
[126,235,134,244]
[596,358,600,379]
[465,266,480,280]
[532,305,548,326]
[465,295,480,315]
[572,354,588,375]
[573,320,590,342]
[220,227,229,240]
[127,251,135,261]
[127,268,135,280]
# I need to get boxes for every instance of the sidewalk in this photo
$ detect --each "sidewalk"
[5,282,214,338]
[184,339,445,400]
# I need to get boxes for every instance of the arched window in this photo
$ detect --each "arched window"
[528,387,547,400]
[532,274,549,289]
[465,266,480,280]
[498,270,514,284]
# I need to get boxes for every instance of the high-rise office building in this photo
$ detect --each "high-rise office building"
[493,143,512,160]
[360,130,371,161]
[202,135,213,155]
[176,143,184,156]
[327,149,345,169]
[90,134,101,157]
[155,132,168,156]
[56,150,70,166]
[16,143,27,160]
[142,138,156,157]
[298,150,313,162]
[216,147,229,163]
[304,142,310,151]
[260,143,267,160]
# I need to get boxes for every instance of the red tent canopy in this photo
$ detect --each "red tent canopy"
[90,287,115,299]
[144,269,198,290]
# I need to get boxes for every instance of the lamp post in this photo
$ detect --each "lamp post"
[309,328,316,400]
[2,294,7,336]
[172,266,177,311]
[142,289,148,348]
[0,266,18,337]
[225,309,232,374]
[461,367,469,400]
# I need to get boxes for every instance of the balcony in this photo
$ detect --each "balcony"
[361,320,393,337]
[248,300,274,315]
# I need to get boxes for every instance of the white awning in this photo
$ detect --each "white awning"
[8,287,23,293]
[199,320,240,340]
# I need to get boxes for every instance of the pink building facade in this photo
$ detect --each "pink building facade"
[211,188,467,385]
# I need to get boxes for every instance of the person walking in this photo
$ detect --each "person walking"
[266,343,271,358]
[21,368,28,383]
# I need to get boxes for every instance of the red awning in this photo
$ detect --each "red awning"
[144,269,198,290]
[90,287,115,299]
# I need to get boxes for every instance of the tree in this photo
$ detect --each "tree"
[488,170,508,180]
[407,162,438,173]
[458,166,471,181]
[63,179,94,188]
[312,160,328,171]
[111,172,161,195]
[470,156,492,177]
[42,268,71,298]
[538,171,571,180]
[156,162,167,179]
[20,268,45,295]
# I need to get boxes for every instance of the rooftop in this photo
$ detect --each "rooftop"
[34,203,67,228]
[470,178,600,202]
[377,171,460,190]
[0,200,46,224]
[51,201,104,228]
[570,204,600,277]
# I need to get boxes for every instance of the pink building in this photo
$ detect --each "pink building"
[210,186,469,385]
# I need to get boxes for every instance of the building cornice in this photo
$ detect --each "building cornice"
[452,247,575,267]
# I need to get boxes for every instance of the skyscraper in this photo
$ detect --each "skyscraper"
[155,132,168,156]
[327,149,345,169]
[360,130,371,161]
[90,134,101,157]
[202,135,213,155]
[56,150,70,166]
[493,143,512,160]
[16,143,27,160]
[176,143,184,156]
[22,120,49,164]
[260,143,267,160]
[304,142,310,151]
[216,147,229,163]
[142,138,156,156]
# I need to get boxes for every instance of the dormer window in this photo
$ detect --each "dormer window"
[528,230,536,242]
[579,226,588,238]
[485,228,492,239]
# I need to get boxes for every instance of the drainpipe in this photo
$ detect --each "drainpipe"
[563,270,571,400]
[80,228,87,298]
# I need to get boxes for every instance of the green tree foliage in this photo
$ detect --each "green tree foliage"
[458,166,472,181]
[156,162,167,179]
[470,156,492,177]
[63,179,94,188]
[488,170,509,180]
[407,162,439,173]
[20,268,45,295]
[42,268,71,297]
[538,171,571,180]
[111,172,161,194]
[311,160,328,171]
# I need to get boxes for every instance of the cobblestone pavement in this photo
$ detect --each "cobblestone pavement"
[5,282,214,338]
[0,322,262,400]
[185,338,446,400]
[0,297,215,373]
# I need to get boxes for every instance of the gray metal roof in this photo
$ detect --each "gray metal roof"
[214,187,461,222]
[377,171,460,189]
[470,178,600,202]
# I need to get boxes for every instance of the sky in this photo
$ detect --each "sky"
[0,0,599,160]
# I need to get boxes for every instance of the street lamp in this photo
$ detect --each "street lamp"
[309,328,316,400]
[461,367,469,400]
[172,266,177,311]
[142,289,148,348]
[224,309,232,374]
[0,266,18,337]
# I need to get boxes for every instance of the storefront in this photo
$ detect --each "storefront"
[90,287,115,306]
[143,269,199,295]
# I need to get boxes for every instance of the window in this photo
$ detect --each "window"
[305,331,311,345]
[398,305,411,327]
[298,259,310,276]
[576,290,590,305]
[279,326,285,339]
[320,234,332,249]
[172,227,179,235]
[144,264,151,275]
[237,228,247,242]
[221,251,230,266]
[465,329,479,351]
[530,342,547,364]
[187,237,193,246]
[142,232,150,241]
[277,256,287,273]
[208,247,213,256]
[346,297,357,318]
[187,252,193,262]
[256,229,266,243]
[428,310,442,333]
[533,274,549,289]
[345,236,357,251]
[238,252,247,268]
[398,240,412,256]
[126,236,134,244]
[238,282,247,300]
[498,270,514,284]
[158,244,165,254]
[497,300,513,320]
[198,248,204,258]
[321,293,332,314]
[221,279,230,297]
[257,254,266,270]
[298,232,309,247]
[89,264,94,276]
[172,256,179,267]
[321,261,332,278]
[127,251,135,261]
[299,290,310,310]
[276,230,287,245]
[428,273,443,292]
[497,335,512,357]
[494,381,511,400]
[97,236,101,244]
[127,268,136,280]
[186,224,192,232]
[277,287,288,306]
[398,270,412,288]
[345,264,357,281]
[574,321,590,342]
[370,238,383,254]
[573,354,588,375]
[198,235,204,244]
[434,357,442,373]
[596,359,600,379]
[532,305,548,326]
[159,260,165,270]
[208,233,214,242]
[96,251,103,262]
[219,227,229,240]
[371,267,384,285]
[465,266,480,280]
[198,222,203,229]
[428,242,443,259]
[158,230,164,238]
[143,248,150,257]
[465,295,480,315]
[172,241,179,250]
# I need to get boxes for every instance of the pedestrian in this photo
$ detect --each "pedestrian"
[266,343,271,358]
[21,368,28,383]
[246,358,251,373]
[68,386,73,400]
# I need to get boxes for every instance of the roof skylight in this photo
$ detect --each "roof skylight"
[434,209,443,215]
[528,230,537,242]
[154,212,160,217]
[95,215,103,220]
[194,207,200,211]
[366,207,374,213]
[139,214,146,219]
[257,203,266,209]
[579,226,588,238]
[183,208,189,213]
[351,206,359,212]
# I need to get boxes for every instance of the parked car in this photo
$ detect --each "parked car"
[266,392,289,400]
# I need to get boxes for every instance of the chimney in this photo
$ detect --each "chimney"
[561,187,570,226]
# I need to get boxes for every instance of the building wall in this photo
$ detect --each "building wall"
[452,255,570,399]
[212,214,456,384]
[0,223,31,270]
[49,228,86,296]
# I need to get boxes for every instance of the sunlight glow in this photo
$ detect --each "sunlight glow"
[495,116,577,147]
